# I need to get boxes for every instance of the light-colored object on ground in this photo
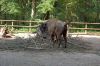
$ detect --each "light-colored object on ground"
[0,27,5,38]
[0,27,12,38]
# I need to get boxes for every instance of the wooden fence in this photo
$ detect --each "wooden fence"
[70,22,100,34]
[0,20,44,33]
[0,20,100,34]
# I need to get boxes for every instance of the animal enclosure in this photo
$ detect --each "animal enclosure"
[0,20,100,35]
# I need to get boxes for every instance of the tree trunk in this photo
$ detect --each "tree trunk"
[95,11,99,22]
[95,0,100,22]
[43,11,50,20]
[31,0,36,19]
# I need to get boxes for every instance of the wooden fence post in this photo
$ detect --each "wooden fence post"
[85,23,87,34]
[29,21,32,32]
[0,20,2,25]
[11,20,14,31]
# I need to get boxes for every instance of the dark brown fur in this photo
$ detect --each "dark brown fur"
[37,19,68,48]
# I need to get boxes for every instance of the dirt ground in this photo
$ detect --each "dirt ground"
[0,33,100,66]
[0,50,100,66]
[73,35,100,51]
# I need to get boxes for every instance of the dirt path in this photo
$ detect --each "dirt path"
[0,50,100,66]
[73,35,100,50]
[0,34,100,66]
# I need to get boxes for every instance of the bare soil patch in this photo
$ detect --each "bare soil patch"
[0,50,100,66]
[0,33,97,52]
[0,33,100,66]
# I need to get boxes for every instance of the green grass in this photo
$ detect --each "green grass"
[70,29,85,33]
[9,27,100,35]
[12,28,37,33]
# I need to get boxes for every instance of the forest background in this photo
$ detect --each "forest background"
[0,0,100,32]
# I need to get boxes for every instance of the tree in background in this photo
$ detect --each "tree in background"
[36,0,55,20]
[0,0,21,19]
[0,0,99,22]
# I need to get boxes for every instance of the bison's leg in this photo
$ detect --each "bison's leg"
[56,34,61,48]
[51,34,56,48]
[62,32,67,48]
[58,39,61,48]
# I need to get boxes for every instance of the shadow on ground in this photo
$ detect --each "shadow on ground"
[0,33,100,66]
[0,33,93,53]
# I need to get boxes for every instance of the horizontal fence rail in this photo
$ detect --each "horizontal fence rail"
[0,20,46,33]
[0,20,100,34]
[70,22,100,34]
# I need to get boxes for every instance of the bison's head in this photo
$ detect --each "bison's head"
[37,23,48,39]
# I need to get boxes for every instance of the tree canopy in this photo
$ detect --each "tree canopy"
[0,0,100,22]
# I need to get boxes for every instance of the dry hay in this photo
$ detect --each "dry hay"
[0,33,92,51]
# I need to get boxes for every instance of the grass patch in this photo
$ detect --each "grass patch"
[12,28,37,33]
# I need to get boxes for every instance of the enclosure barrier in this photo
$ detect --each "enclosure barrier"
[70,22,100,35]
[0,20,100,34]
[0,20,45,33]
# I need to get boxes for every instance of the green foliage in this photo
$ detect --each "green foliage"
[14,28,36,33]
[36,0,56,19]
[0,0,99,22]
[0,0,21,14]
[37,0,55,13]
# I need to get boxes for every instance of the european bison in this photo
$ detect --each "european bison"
[37,19,69,48]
